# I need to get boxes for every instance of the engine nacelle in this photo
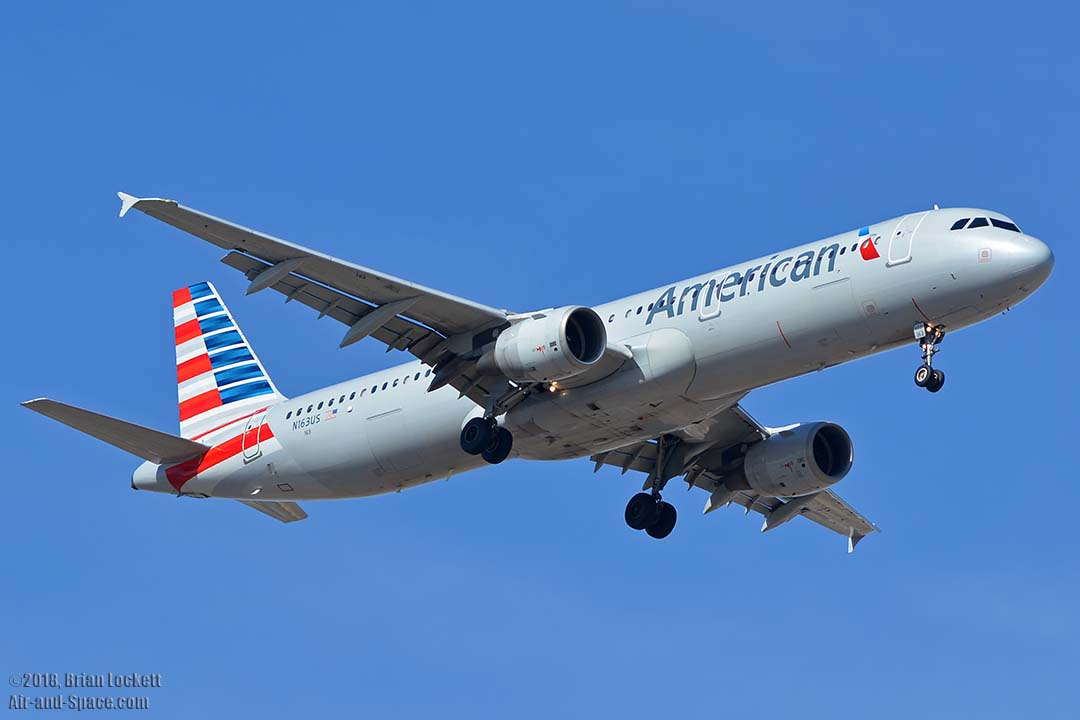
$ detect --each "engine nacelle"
[738,422,853,497]
[483,306,607,383]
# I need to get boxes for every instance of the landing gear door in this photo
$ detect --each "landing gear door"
[242,411,267,462]
[887,211,928,267]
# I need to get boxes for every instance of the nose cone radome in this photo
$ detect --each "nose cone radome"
[1013,234,1055,289]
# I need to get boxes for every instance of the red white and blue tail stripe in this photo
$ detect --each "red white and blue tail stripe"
[173,281,284,440]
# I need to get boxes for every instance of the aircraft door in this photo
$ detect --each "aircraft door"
[242,411,267,461]
[887,212,928,267]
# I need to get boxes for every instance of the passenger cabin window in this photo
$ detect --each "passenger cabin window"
[307,405,313,413]
[991,218,1021,232]
[286,411,292,419]
[414,372,420,381]
[392,379,399,387]
[347,393,354,401]
[317,401,324,410]
[328,398,334,407]
[381,382,388,390]
[950,218,970,230]
[968,217,990,228]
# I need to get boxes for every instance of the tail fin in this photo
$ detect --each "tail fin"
[173,281,285,439]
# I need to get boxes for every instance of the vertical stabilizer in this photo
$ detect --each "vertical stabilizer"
[172,281,285,440]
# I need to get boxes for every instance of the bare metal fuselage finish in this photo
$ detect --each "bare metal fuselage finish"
[134,208,1053,501]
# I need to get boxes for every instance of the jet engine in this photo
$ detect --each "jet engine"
[726,422,853,497]
[480,306,607,383]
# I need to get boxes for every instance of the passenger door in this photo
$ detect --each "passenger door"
[887,212,928,266]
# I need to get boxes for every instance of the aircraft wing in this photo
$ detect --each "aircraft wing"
[591,405,879,551]
[118,192,523,409]
[119,192,632,411]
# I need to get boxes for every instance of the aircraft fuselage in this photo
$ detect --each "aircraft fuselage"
[132,207,1053,502]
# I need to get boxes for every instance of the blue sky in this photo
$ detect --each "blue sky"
[2,2,1077,717]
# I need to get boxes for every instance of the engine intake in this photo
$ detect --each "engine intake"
[729,422,853,498]
[482,306,607,383]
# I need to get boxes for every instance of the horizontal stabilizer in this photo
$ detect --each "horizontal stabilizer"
[21,398,208,465]
[237,500,308,523]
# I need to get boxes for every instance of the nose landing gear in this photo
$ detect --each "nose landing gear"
[913,322,946,393]
[460,416,514,464]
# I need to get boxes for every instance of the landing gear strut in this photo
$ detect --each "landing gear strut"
[460,417,513,464]
[913,322,946,393]
[623,435,679,539]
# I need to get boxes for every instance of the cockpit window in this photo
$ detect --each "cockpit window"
[950,218,970,230]
[968,217,990,228]
[990,218,1021,232]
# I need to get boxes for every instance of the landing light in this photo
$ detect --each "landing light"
[549,382,559,392]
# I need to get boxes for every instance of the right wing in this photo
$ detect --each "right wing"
[118,193,631,413]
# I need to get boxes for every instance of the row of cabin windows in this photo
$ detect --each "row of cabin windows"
[284,368,434,420]
[950,217,1021,232]
[603,241,865,322]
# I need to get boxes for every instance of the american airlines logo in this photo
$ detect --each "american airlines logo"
[858,226,881,260]
[646,235,879,326]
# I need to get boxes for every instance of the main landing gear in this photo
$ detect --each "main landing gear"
[460,417,513,464]
[913,322,946,393]
[624,492,678,539]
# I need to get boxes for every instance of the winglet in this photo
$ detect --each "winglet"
[117,191,140,218]
[117,191,176,218]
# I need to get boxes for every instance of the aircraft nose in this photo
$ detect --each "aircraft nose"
[1012,234,1054,288]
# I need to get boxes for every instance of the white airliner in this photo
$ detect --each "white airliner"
[23,194,1054,549]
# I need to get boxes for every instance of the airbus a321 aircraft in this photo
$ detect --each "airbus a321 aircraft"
[23,194,1054,550]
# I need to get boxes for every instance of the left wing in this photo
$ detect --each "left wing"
[591,405,879,551]
[118,193,630,412]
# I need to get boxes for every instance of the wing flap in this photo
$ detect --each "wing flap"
[220,252,511,407]
[221,251,446,361]
[22,398,208,465]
